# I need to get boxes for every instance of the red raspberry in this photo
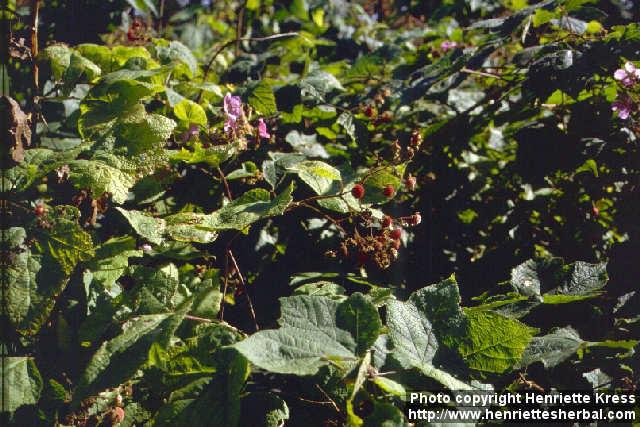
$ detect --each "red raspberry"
[127,28,137,42]
[382,184,395,198]
[357,252,369,265]
[390,228,402,240]
[392,239,401,250]
[351,183,365,199]
[364,106,375,117]
[114,407,125,423]
[409,212,422,225]
[381,215,392,228]
[405,176,417,191]
[592,206,599,217]
[34,204,45,217]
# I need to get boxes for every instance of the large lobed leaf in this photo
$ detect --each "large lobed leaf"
[234,293,382,375]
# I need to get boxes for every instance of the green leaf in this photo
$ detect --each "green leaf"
[248,81,278,115]
[170,142,235,167]
[386,293,471,390]
[300,70,344,102]
[85,236,142,290]
[0,357,43,415]
[233,295,361,375]
[196,183,294,231]
[337,111,357,142]
[165,213,219,243]
[226,161,258,180]
[156,40,198,77]
[153,348,249,427]
[408,276,467,338]
[546,261,608,299]
[125,0,159,17]
[454,309,537,373]
[174,99,207,126]
[285,130,329,158]
[364,400,409,427]
[287,160,342,195]
[118,185,292,243]
[67,52,101,80]
[519,327,584,369]
[337,293,383,355]
[116,208,166,245]
[116,112,176,154]
[386,299,438,369]
[510,258,608,303]
[74,312,182,402]
[362,164,406,204]
[7,221,90,336]
[240,392,290,427]
[39,44,71,80]
[293,281,346,298]
[510,257,563,297]
[77,44,153,72]
[373,376,406,398]
[69,159,137,204]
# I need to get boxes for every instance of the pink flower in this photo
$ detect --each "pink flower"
[258,118,270,139]
[612,94,634,120]
[613,62,640,87]
[223,93,243,133]
[440,40,459,52]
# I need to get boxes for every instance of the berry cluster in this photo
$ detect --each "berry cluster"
[335,211,422,269]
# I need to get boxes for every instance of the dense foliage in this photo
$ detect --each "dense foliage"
[1,0,639,425]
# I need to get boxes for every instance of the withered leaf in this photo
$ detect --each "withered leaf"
[2,96,32,163]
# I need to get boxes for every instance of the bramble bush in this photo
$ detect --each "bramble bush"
[1,0,639,425]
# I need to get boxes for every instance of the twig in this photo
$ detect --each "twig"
[228,249,259,332]
[219,250,230,321]
[461,67,510,81]
[217,166,233,200]
[31,0,40,93]
[158,0,165,33]
[184,314,213,323]
[235,0,247,57]
[315,384,341,413]
[290,201,348,234]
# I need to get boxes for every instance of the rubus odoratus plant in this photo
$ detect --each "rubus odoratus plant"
[2,0,639,426]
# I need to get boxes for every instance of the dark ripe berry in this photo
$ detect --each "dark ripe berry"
[409,212,422,225]
[382,215,393,228]
[357,252,369,265]
[34,204,45,217]
[364,105,375,117]
[351,183,365,199]
[390,228,402,240]
[405,176,417,191]
[382,184,395,197]
[127,28,137,41]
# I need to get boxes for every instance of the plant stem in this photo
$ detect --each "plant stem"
[31,0,40,94]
